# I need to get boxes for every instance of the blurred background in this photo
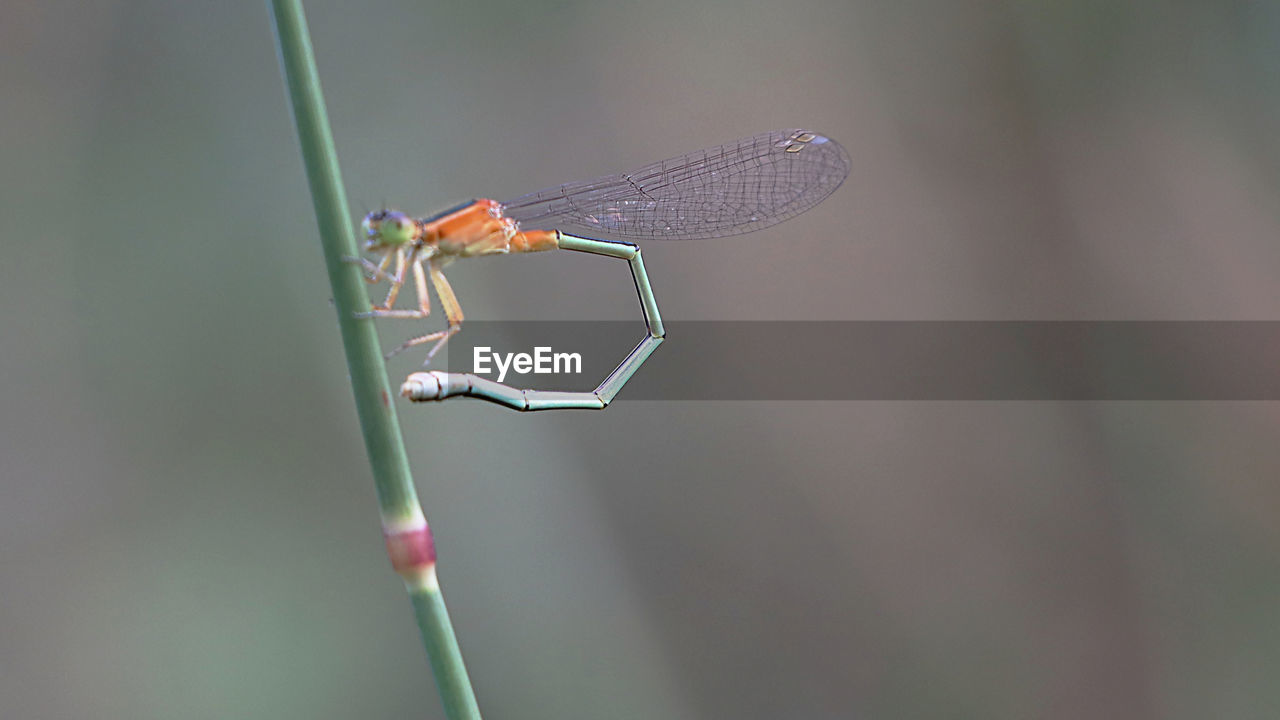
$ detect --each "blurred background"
[4,1,1280,718]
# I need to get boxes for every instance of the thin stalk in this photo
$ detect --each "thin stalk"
[266,3,482,719]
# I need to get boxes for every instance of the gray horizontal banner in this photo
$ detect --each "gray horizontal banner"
[431,322,1280,400]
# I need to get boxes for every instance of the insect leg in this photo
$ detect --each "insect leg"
[384,259,464,361]
[379,246,411,309]
[342,249,396,284]
[356,247,425,318]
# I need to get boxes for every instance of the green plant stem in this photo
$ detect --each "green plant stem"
[267,3,481,719]
[411,584,480,720]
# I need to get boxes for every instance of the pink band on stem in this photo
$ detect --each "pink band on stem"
[384,524,437,576]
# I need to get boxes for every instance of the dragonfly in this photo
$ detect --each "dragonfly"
[351,128,850,411]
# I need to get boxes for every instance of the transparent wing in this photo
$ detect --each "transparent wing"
[500,129,850,240]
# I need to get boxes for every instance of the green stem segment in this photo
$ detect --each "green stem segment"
[411,578,482,720]
[267,3,481,719]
